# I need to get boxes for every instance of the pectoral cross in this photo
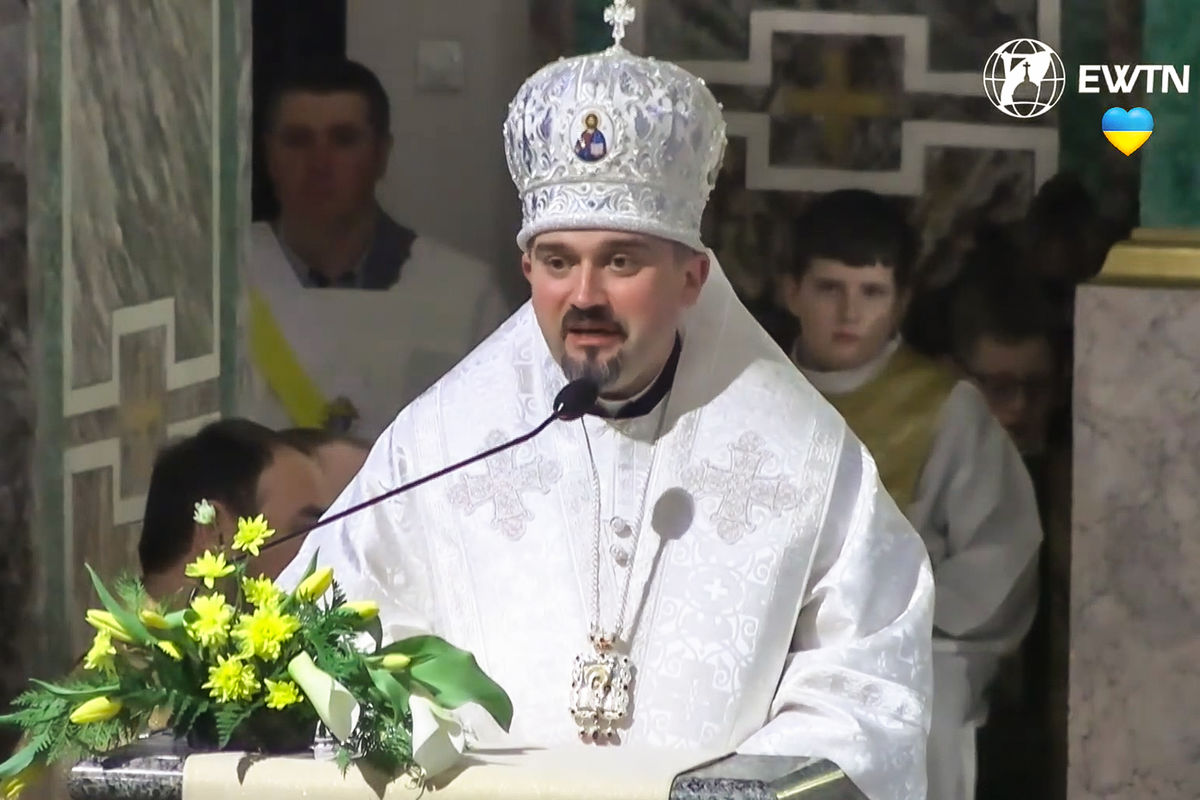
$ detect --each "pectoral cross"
[604,0,636,48]
[569,633,634,742]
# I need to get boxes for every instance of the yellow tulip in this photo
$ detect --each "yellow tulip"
[342,601,379,620]
[295,567,334,602]
[85,610,134,643]
[1,763,44,799]
[377,653,411,671]
[139,609,170,629]
[69,696,123,725]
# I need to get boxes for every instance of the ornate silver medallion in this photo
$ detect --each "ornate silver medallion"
[569,634,633,742]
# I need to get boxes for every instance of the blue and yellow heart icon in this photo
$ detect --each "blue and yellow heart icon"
[1102,107,1154,156]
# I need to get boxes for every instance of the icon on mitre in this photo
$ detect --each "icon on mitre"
[574,112,608,162]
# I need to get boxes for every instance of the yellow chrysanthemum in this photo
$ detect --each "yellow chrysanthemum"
[242,575,282,608]
[232,514,274,557]
[202,655,259,703]
[186,593,234,649]
[232,606,301,662]
[82,629,116,676]
[193,498,216,526]
[184,550,235,589]
[263,679,303,710]
[157,640,183,661]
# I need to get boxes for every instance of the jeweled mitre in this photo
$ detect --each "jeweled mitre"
[504,44,727,252]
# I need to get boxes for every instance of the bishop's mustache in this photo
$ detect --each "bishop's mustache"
[560,306,627,339]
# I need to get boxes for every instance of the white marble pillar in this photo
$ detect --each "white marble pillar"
[1070,230,1200,799]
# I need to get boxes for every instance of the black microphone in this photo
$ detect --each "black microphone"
[552,376,601,421]
[248,378,600,558]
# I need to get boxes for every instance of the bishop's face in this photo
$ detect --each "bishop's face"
[783,258,907,372]
[523,230,708,399]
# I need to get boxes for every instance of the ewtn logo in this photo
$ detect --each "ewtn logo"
[985,38,1194,118]
[1078,64,1190,94]
[983,39,1067,118]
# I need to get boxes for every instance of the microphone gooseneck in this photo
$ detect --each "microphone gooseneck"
[245,379,599,561]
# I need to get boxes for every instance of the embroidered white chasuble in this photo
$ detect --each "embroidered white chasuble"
[800,339,1042,800]
[278,262,934,800]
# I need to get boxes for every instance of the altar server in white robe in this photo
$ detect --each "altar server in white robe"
[279,15,934,800]
[237,59,510,440]
[778,190,1043,800]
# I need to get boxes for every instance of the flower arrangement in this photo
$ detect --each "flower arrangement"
[0,501,512,797]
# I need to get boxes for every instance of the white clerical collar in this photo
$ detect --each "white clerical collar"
[795,336,902,396]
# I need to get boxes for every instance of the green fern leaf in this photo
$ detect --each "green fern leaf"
[214,703,259,748]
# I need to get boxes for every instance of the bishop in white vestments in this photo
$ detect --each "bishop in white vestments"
[279,13,934,800]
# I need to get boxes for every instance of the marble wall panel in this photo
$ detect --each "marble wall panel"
[29,0,248,672]
[643,0,1060,296]
[640,0,1145,302]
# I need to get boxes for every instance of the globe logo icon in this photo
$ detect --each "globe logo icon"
[983,38,1066,118]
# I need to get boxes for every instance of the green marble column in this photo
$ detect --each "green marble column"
[1138,2,1200,227]
[28,0,249,673]
[1058,0,1143,229]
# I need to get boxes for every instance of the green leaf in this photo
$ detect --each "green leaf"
[214,703,258,749]
[298,551,320,585]
[363,615,383,652]
[335,744,353,776]
[367,668,410,718]
[28,679,120,699]
[382,636,513,731]
[329,581,347,611]
[167,693,209,737]
[0,739,41,780]
[113,574,149,611]
[86,564,155,646]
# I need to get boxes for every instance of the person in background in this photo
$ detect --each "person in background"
[778,188,1043,800]
[239,59,511,441]
[949,249,1072,800]
[950,238,1061,458]
[138,419,336,599]
[277,427,370,497]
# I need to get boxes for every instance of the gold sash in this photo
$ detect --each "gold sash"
[823,346,958,509]
[247,287,329,429]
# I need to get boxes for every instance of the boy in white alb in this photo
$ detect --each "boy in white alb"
[778,189,1043,800]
